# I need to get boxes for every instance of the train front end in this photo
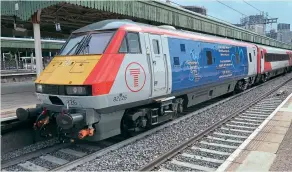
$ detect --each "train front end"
[16,21,127,142]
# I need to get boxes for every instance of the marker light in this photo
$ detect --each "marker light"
[36,84,43,92]
[66,86,87,95]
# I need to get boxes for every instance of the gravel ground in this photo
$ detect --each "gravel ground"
[29,157,59,170]
[67,144,94,154]
[3,144,97,171]
[71,74,292,171]
[49,151,78,162]
[2,165,28,171]
[1,138,59,161]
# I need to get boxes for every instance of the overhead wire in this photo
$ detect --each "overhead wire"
[242,0,262,13]
[165,0,276,31]
[215,0,248,17]
[166,0,236,26]
[242,0,274,20]
[242,0,277,32]
[166,0,283,36]
[215,0,276,33]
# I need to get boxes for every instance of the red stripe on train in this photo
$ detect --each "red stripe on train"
[84,29,126,96]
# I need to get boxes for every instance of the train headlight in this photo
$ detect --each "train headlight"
[36,84,43,93]
[66,86,88,96]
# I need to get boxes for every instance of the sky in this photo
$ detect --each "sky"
[170,0,292,31]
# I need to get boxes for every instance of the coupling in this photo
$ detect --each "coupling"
[16,106,42,121]
[56,112,84,130]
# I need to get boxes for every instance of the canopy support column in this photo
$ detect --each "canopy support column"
[32,10,43,76]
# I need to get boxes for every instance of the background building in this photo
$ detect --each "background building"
[233,14,292,44]
[277,23,292,44]
[182,5,207,16]
[266,29,277,39]
[266,23,292,44]
[235,14,268,35]
[278,23,290,31]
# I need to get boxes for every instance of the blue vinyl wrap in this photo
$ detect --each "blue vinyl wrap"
[168,37,249,93]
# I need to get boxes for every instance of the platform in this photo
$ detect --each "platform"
[1,82,38,121]
[217,93,292,172]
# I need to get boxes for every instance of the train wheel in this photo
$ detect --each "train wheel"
[283,68,288,75]
[264,75,268,82]
[234,80,245,93]
[120,117,133,138]
[177,103,184,113]
[170,104,178,120]
[260,74,267,83]
[170,111,177,120]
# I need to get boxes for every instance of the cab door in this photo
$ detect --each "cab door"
[260,49,265,73]
[252,46,257,74]
[145,33,169,97]
[247,46,257,76]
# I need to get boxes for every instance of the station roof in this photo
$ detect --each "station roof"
[1,37,64,50]
[1,1,292,50]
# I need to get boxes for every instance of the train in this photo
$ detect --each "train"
[16,19,292,142]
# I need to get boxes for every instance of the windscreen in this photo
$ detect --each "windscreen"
[58,31,114,56]
[59,35,86,55]
[80,32,114,55]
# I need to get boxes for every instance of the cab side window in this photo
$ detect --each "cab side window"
[119,38,128,53]
[152,39,160,54]
[119,32,141,54]
[127,33,141,53]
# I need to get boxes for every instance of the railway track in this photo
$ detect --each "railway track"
[1,95,232,171]
[1,118,33,135]
[1,74,291,171]
[1,136,124,171]
[139,78,292,171]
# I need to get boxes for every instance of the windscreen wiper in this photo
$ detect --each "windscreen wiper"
[66,36,86,55]
[81,35,92,55]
